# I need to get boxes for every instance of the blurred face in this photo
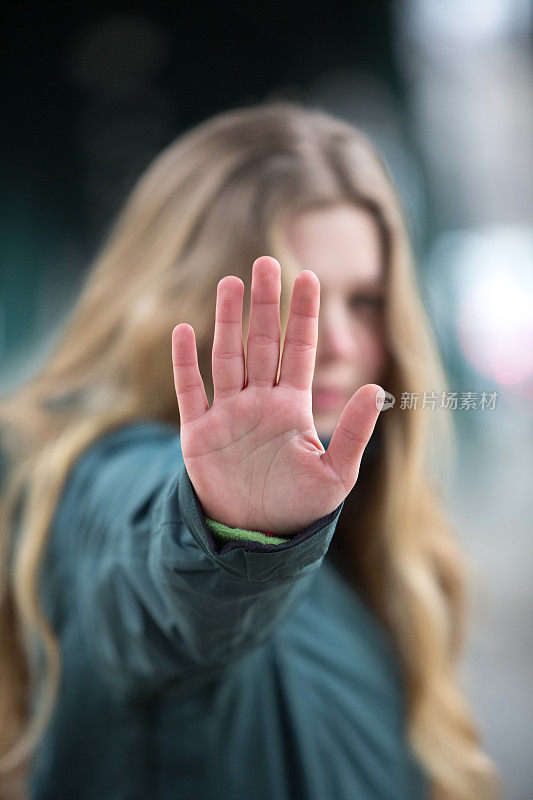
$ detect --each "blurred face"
[282,204,389,440]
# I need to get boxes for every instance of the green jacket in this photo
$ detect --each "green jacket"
[28,420,428,799]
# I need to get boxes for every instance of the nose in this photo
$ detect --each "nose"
[317,300,354,361]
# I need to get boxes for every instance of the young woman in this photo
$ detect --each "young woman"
[0,101,500,799]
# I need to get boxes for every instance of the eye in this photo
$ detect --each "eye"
[348,293,385,311]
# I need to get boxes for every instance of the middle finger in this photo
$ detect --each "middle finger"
[245,256,282,389]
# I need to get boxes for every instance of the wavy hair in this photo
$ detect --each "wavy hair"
[0,99,501,799]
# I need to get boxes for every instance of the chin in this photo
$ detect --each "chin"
[314,412,339,438]
[313,408,342,424]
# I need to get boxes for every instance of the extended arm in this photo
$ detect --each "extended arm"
[45,422,343,703]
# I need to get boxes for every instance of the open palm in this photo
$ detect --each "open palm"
[172,256,384,535]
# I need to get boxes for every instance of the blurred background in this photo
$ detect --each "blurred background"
[1,1,532,796]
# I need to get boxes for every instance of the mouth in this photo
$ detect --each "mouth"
[312,388,346,410]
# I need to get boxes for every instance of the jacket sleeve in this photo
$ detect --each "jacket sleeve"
[43,421,344,703]
[204,515,291,545]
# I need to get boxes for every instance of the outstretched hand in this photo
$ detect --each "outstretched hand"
[172,256,384,535]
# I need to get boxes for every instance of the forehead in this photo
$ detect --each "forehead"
[282,204,384,288]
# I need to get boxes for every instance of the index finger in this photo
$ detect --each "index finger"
[276,270,320,393]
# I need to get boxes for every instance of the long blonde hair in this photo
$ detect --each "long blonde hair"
[0,99,500,799]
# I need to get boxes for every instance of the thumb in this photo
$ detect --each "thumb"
[322,384,385,493]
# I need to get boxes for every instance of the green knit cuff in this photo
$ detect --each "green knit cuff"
[204,516,289,546]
